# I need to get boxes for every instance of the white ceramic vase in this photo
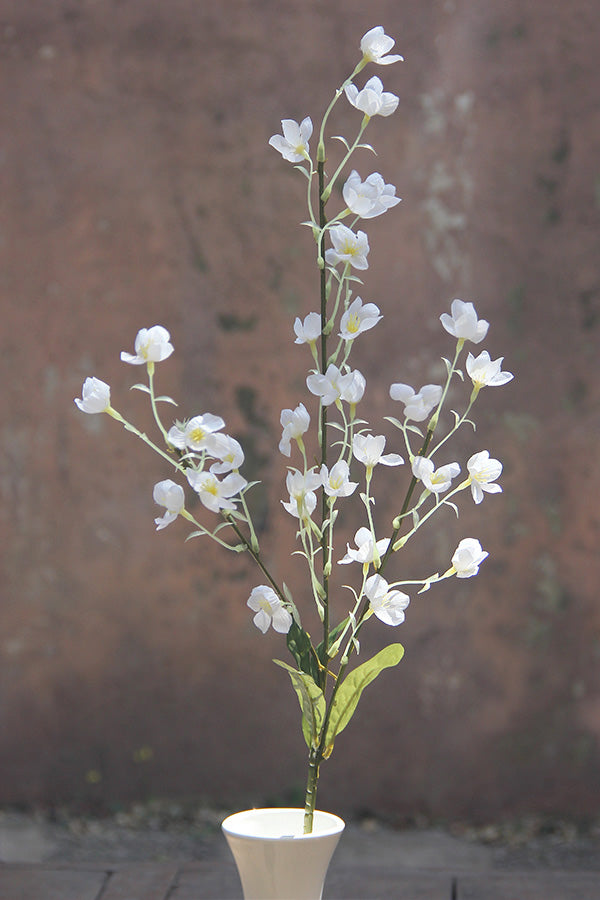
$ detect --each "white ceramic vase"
[222,807,345,900]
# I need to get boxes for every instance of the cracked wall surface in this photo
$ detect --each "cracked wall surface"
[0,0,599,821]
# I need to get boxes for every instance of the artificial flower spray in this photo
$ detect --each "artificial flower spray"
[76,27,512,833]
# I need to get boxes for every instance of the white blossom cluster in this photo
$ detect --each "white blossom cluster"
[75,27,513,776]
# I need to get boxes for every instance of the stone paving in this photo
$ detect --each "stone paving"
[1,859,599,899]
[0,813,599,899]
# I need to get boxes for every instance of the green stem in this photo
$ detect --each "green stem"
[107,408,183,472]
[325,264,350,339]
[303,748,321,833]
[317,59,366,162]
[318,156,331,655]
[146,362,170,444]
[377,428,434,573]
[379,341,465,571]
[391,479,469,552]
[320,118,369,204]
[224,514,287,605]
[181,509,244,552]
[238,488,260,554]
[303,59,368,834]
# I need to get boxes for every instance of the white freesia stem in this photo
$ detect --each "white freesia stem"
[316,147,333,651]
[362,468,380,565]
[325,265,351,340]
[387,570,451,592]
[223,512,289,602]
[324,498,336,577]
[329,333,347,368]
[321,117,369,204]
[146,362,170,444]
[181,508,246,552]
[427,339,463,434]
[317,59,367,163]
[331,392,351,458]
[305,156,319,237]
[328,572,369,660]
[392,479,469,551]
[237,487,260,554]
[430,394,476,459]
[107,408,185,473]
[299,520,325,620]
[392,418,419,462]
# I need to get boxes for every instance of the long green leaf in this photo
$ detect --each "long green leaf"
[273,660,326,749]
[325,643,404,753]
[286,621,322,685]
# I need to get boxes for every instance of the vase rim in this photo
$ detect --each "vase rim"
[222,807,345,841]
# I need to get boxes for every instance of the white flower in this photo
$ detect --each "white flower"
[279,403,310,457]
[307,364,344,406]
[166,423,187,449]
[365,574,410,626]
[75,377,111,414]
[352,433,404,470]
[183,413,226,451]
[293,312,321,345]
[451,538,489,578]
[307,365,366,407]
[440,299,489,344]
[389,382,442,422]
[344,76,399,118]
[360,26,404,65]
[411,456,461,494]
[320,460,358,498]
[467,450,503,504]
[466,351,514,389]
[186,469,247,513]
[206,433,245,474]
[339,527,390,566]
[120,325,174,365]
[268,117,313,163]
[281,468,321,519]
[153,479,185,530]
[325,224,370,270]
[342,170,401,219]
[247,585,293,635]
[339,368,366,405]
[339,297,382,340]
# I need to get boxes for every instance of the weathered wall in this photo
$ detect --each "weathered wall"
[0,0,599,822]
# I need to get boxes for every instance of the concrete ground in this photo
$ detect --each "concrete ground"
[0,809,599,898]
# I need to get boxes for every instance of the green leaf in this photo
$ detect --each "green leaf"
[384,415,404,430]
[441,356,453,376]
[357,142,377,155]
[130,383,151,394]
[315,618,349,666]
[331,134,350,150]
[325,643,404,753]
[444,499,460,518]
[286,620,322,685]
[273,660,326,749]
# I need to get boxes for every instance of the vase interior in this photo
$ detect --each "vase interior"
[222,807,344,840]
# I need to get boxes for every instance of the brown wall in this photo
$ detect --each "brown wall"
[1,0,599,823]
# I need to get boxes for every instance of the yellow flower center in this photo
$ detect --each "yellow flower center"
[205,478,218,496]
[346,313,361,334]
